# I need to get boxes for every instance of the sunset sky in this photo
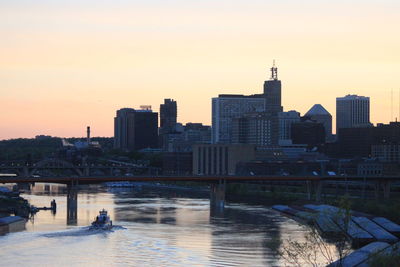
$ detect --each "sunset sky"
[1,0,400,139]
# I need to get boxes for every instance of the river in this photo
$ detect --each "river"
[0,183,338,266]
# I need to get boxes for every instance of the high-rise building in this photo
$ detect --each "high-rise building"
[160,99,177,133]
[212,95,265,143]
[263,62,283,114]
[232,112,278,146]
[304,104,332,141]
[278,110,300,144]
[114,107,158,151]
[336,94,370,131]
[211,63,283,144]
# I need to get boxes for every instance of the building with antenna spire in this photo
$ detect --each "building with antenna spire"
[263,61,283,114]
[211,62,283,145]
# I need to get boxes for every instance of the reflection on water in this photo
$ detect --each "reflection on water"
[0,183,337,266]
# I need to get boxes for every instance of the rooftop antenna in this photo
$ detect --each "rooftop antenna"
[270,60,278,80]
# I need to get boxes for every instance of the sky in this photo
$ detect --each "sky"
[1,0,400,139]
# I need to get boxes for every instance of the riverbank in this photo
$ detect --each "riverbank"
[224,183,400,224]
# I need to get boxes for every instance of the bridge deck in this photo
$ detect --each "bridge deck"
[1,175,400,184]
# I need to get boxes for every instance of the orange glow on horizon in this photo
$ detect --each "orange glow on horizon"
[1,1,400,139]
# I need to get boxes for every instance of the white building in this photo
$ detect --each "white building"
[336,94,370,131]
[212,95,265,143]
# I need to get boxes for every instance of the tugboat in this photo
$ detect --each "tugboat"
[91,209,113,230]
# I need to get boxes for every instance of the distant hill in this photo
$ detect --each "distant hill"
[0,137,113,161]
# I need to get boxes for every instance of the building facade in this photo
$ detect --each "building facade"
[263,63,283,114]
[291,120,325,146]
[304,104,332,141]
[114,108,158,151]
[372,144,400,163]
[278,110,300,144]
[212,95,265,143]
[336,94,370,131]
[335,122,400,158]
[232,112,278,146]
[193,144,256,175]
[160,99,177,133]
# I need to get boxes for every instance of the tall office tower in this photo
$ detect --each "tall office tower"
[114,107,158,151]
[263,62,283,114]
[278,110,301,144]
[336,94,371,131]
[232,112,278,146]
[304,104,332,141]
[160,99,177,133]
[212,95,265,143]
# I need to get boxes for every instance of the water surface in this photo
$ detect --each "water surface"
[0,183,336,266]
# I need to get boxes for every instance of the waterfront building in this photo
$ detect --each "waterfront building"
[114,107,158,151]
[192,144,256,175]
[278,110,300,144]
[212,95,265,143]
[304,104,332,141]
[336,94,371,131]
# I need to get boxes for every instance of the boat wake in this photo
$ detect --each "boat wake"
[42,225,126,238]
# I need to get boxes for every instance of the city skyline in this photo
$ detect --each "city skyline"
[1,0,400,139]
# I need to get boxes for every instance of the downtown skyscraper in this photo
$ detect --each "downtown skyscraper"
[212,63,283,145]
[336,94,371,131]
[114,107,158,151]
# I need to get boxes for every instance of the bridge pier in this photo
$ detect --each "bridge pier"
[306,181,311,200]
[67,184,78,225]
[84,167,90,176]
[22,166,29,177]
[314,180,322,202]
[210,180,226,213]
[306,180,322,202]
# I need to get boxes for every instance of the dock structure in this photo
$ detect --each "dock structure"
[272,204,400,265]
[328,242,390,267]
[352,217,398,243]
[0,216,26,235]
[272,205,343,236]
[272,205,314,223]
[314,214,342,236]
[372,217,400,237]
[304,204,374,246]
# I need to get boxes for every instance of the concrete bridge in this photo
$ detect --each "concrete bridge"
[1,173,399,203]
[0,158,154,177]
[1,160,399,225]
